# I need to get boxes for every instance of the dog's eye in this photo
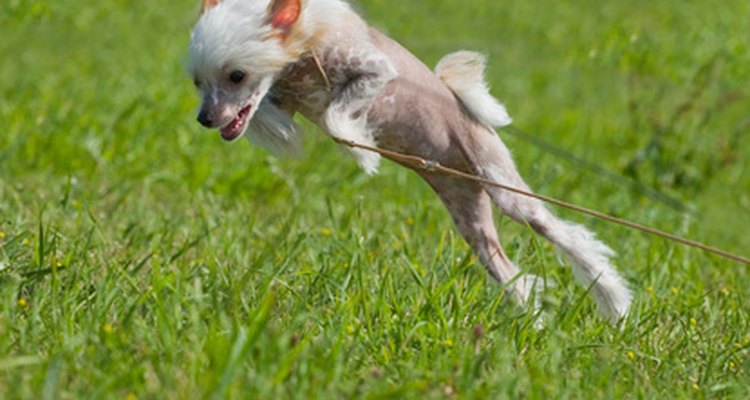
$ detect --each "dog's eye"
[229,70,245,84]
[193,78,202,88]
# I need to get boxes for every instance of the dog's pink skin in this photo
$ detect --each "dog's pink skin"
[276,29,468,159]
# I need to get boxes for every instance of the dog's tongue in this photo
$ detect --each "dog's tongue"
[220,105,251,141]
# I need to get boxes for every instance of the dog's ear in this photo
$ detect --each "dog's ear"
[267,0,302,37]
[201,0,221,14]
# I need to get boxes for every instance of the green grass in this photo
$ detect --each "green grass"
[1,0,749,398]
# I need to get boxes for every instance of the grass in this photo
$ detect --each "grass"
[1,0,749,398]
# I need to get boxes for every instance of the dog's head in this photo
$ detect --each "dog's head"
[188,0,302,141]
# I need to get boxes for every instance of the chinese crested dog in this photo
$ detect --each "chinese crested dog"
[188,0,632,321]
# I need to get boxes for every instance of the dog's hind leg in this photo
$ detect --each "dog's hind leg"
[434,51,631,321]
[465,129,632,321]
[420,172,540,306]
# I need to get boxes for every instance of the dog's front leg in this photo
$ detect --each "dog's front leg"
[323,46,397,174]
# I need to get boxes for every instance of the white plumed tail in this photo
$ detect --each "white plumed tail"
[435,51,512,128]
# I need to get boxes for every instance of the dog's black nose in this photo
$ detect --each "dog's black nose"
[197,111,214,127]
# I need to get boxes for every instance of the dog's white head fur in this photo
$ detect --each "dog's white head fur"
[188,0,303,141]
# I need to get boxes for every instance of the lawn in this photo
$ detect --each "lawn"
[1,0,749,398]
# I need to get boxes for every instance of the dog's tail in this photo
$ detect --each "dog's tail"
[435,51,512,128]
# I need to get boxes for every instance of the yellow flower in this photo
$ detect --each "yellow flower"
[102,323,114,335]
[320,228,332,236]
[17,298,28,308]
[406,217,414,226]
[671,287,679,295]
[692,382,700,390]
[23,238,31,246]
[126,393,137,400]
[690,318,697,326]
[0,231,5,239]
[627,351,635,360]
[443,339,453,347]
[646,286,653,294]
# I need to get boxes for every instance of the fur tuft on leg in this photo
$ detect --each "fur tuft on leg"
[471,134,632,322]
[542,219,632,321]
[246,99,303,157]
[512,273,545,309]
[435,51,512,128]
[324,105,381,175]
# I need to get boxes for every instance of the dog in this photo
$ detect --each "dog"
[188,0,632,321]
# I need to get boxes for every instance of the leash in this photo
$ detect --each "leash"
[331,136,750,266]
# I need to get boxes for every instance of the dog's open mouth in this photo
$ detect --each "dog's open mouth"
[220,104,252,141]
